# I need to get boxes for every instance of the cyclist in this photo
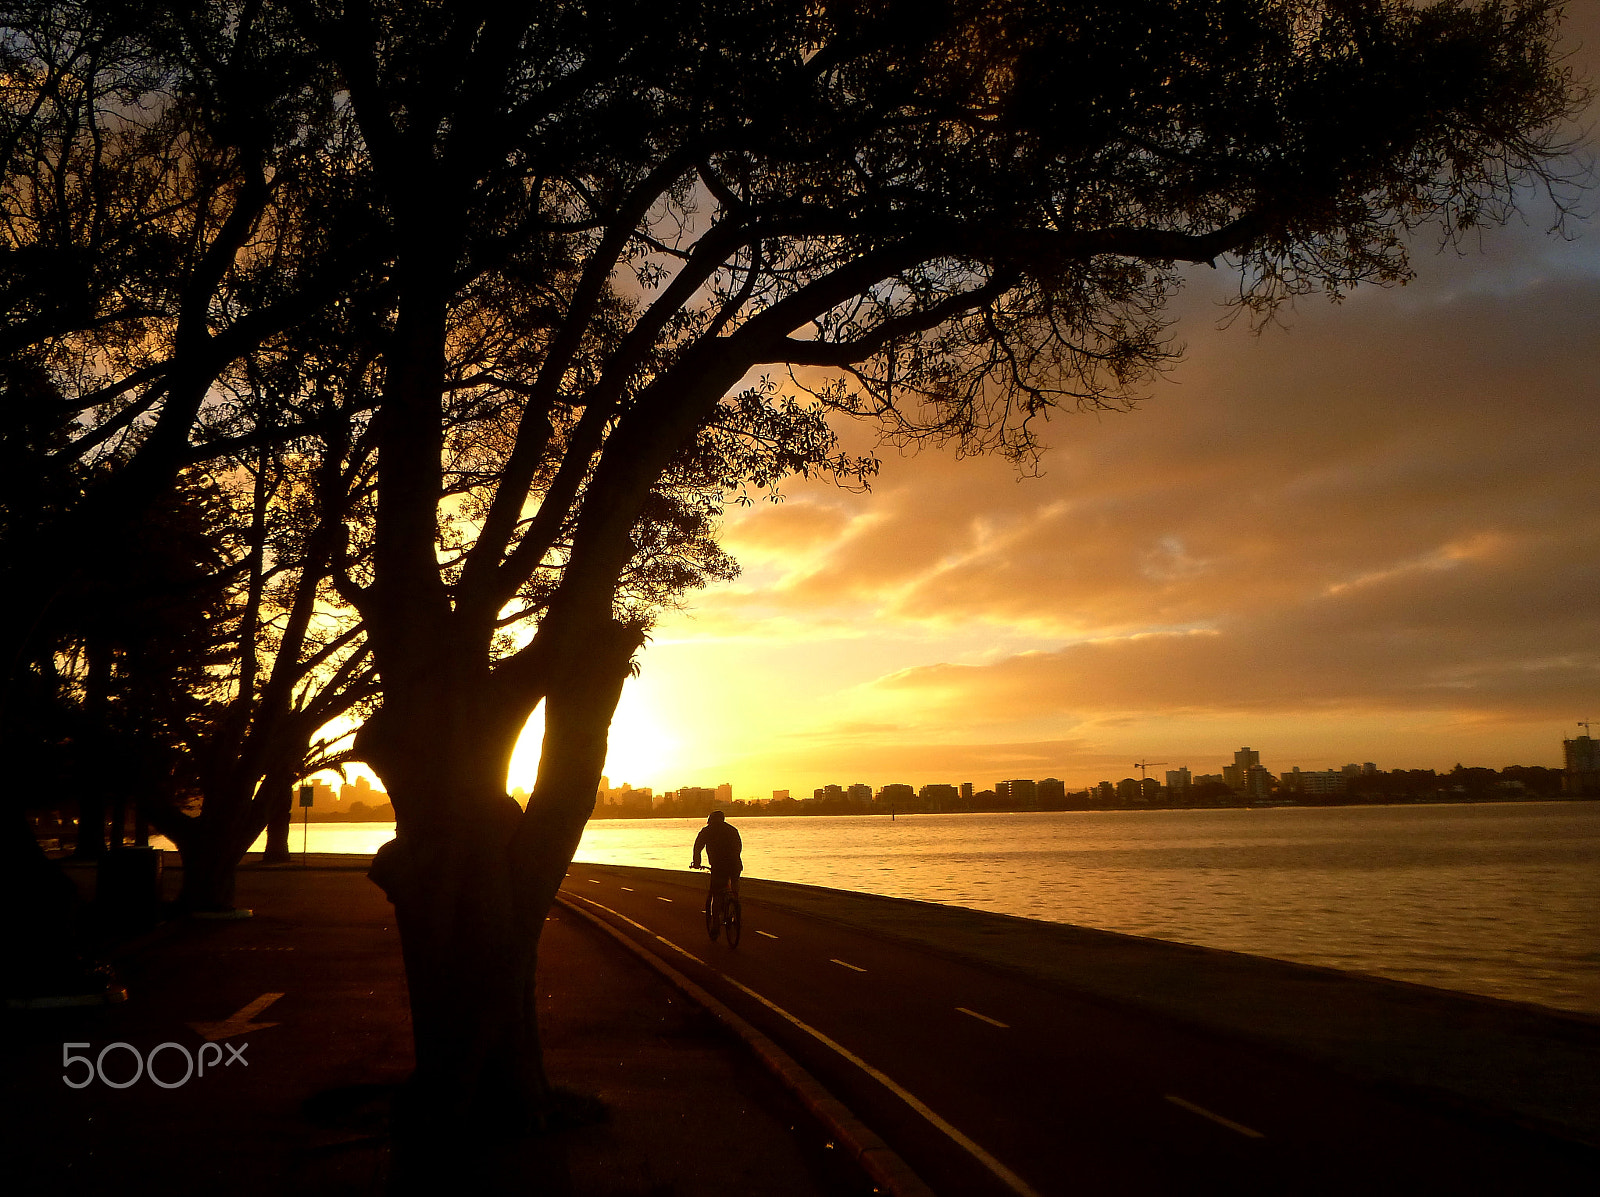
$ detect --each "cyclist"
[691,809,742,902]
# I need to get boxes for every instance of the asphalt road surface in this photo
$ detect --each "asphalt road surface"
[561,862,1596,1197]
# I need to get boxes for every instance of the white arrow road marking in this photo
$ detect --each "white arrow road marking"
[187,993,284,1042]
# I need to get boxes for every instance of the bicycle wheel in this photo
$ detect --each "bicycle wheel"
[704,892,720,942]
[724,896,741,948]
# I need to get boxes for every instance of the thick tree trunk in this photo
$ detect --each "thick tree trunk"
[70,792,106,860]
[174,773,276,912]
[177,831,243,912]
[362,703,536,1108]
[261,780,293,863]
[360,619,636,1182]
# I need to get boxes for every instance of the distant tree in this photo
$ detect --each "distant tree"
[1447,765,1499,795]
[1500,764,1563,796]
[1191,781,1238,805]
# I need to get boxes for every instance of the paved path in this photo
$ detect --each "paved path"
[564,861,1599,1197]
[3,867,869,1196]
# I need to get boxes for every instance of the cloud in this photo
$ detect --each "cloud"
[632,51,1600,793]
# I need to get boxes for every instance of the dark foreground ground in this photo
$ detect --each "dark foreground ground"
[5,858,1597,1196]
[1,863,871,1197]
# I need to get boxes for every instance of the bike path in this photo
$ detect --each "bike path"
[564,861,1598,1197]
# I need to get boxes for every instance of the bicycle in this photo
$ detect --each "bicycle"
[692,864,741,947]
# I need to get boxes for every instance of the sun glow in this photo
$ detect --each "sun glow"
[505,681,679,797]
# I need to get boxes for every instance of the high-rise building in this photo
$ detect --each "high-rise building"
[1244,764,1273,799]
[1564,733,1600,795]
[1283,767,1345,796]
[1165,767,1191,791]
[959,782,974,801]
[1224,749,1263,793]
[772,789,790,801]
[715,783,733,804]
[848,783,873,805]
[996,779,1038,806]
[341,775,378,808]
[1037,778,1065,806]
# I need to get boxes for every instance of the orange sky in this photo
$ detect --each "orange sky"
[508,13,1600,801]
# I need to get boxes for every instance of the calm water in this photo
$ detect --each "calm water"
[212,801,1600,1015]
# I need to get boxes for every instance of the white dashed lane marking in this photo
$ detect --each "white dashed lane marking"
[1164,1094,1265,1139]
[621,886,634,891]
[830,958,867,972]
[568,891,1040,1197]
[956,1007,1009,1028]
[754,930,778,939]
[656,896,673,903]
[722,975,1043,1197]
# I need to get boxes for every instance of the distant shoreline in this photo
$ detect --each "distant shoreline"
[592,791,1598,819]
[277,791,1600,825]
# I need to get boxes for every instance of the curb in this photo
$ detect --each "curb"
[557,893,937,1197]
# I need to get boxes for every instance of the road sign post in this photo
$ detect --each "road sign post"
[298,784,313,863]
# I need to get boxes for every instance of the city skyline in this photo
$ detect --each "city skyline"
[533,730,1595,808]
[497,707,1593,800]
[332,717,1592,802]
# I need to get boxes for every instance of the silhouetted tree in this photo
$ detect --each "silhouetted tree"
[286,0,1584,1155]
[4,0,1587,1175]
[1,363,236,857]
[149,439,379,909]
[0,0,383,748]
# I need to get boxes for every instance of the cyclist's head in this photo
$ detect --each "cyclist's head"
[707,810,726,823]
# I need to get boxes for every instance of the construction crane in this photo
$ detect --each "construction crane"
[1133,760,1168,782]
